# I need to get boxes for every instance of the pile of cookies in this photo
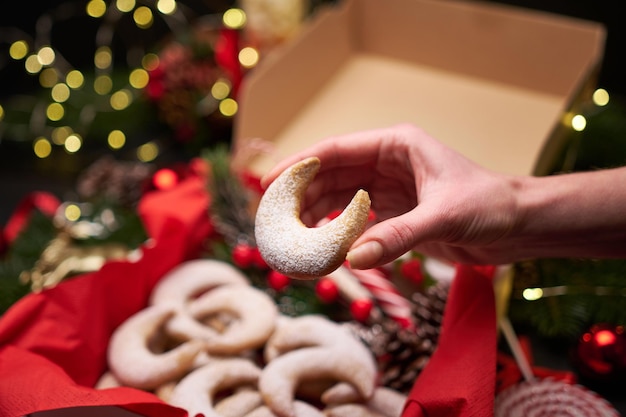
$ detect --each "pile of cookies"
[97,259,407,417]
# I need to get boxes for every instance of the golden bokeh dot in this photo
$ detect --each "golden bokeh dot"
[219,98,238,117]
[157,0,177,15]
[33,137,52,158]
[134,6,154,29]
[52,126,73,145]
[223,8,246,29]
[9,40,29,60]
[238,46,259,68]
[86,0,107,18]
[592,88,610,107]
[37,46,55,66]
[94,75,113,94]
[129,68,149,89]
[64,204,82,221]
[51,83,71,102]
[39,68,59,88]
[46,102,65,121]
[116,0,135,13]
[0,105,4,121]
[108,130,126,149]
[137,141,159,162]
[110,89,132,110]
[95,46,112,69]
[25,55,43,74]
[211,79,231,100]
[66,70,85,89]
[142,53,159,71]
[64,134,82,153]
[571,114,587,131]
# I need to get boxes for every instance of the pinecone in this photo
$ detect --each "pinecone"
[345,281,450,393]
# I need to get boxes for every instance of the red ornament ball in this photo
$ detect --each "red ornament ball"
[232,243,254,268]
[573,323,626,382]
[315,278,339,303]
[267,270,290,291]
[350,298,374,323]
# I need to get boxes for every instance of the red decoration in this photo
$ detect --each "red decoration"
[573,323,626,382]
[315,278,339,303]
[350,298,374,322]
[232,243,254,268]
[267,270,290,291]
[152,168,179,191]
[400,258,424,286]
[251,247,268,269]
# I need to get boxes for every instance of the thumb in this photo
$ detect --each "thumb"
[347,210,425,269]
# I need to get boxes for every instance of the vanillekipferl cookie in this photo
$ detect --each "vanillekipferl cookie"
[254,157,371,279]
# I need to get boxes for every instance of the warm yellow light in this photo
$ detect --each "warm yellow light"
[51,83,71,102]
[223,8,246,29]
[108,130,126,149]
[572,114,587,132]
[39,68,59,88]
[66,70,85,89]
[110,89,132,110]
[95,46,112,69]
[94,75,113,94]
[116,0,135,13]
[25,55,43,74]
[64,204,82,221]
[211,79,231,100]
[9,40,29,60]
[129,68,149,89]
[592,88,610,107]
[142,53,159,71]
[0,105,4,121]
[157,0,176,15]
[37,46,55,66]
[33,137,52,158]
[219,98,238,117]
[137,141,159,162]
[52,126,73,145]
[64,134,82,153]
[46,103,65,121]
[86,0,107,18]
[134,6,153,29]
[522,287,543,301]
[238,46,259,68]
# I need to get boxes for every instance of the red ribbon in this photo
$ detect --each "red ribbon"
[1,192,61,255]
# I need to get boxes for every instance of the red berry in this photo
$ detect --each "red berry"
[251,247,268,269]
[267,270,290,291]
[232,243,254,268]
[400,258,424,285]
[350,298,373,322]
[315,278,339,303]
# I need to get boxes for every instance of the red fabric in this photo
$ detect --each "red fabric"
[402,264,497,417]
[0,175,497,417]
[0,177,209,417]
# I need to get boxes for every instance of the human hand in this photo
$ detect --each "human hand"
[261,123,522,269]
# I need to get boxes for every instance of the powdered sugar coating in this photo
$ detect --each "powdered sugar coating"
[254,157,371,279]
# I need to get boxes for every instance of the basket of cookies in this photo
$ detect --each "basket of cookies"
[0,158,499,417]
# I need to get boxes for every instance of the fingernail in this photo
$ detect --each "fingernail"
[347,241,383,269]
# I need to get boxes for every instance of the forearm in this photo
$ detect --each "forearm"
[510,166,626,260]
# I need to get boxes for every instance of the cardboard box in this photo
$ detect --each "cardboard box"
[234,0,605,177]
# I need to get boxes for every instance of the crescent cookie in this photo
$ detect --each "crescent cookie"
[166,284,278,355]
[107,304,206,390]
[264,314,366,362]
[168,358,262,417]
[258,346,377,417]
[150,259,249,307]
[254,157,371,279]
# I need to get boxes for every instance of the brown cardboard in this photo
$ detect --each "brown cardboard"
[235,0,605,177]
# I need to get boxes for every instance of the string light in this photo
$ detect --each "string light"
[33,137,52,158]
[571,114,587,131]
[64,134,83,153]
[64,204,82,221]
[137,141,159,162]
[223,8,246,29]
[107,130,126,149]
[116,0,135,13]
[219,98,238,117]
[592,88,610,106]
